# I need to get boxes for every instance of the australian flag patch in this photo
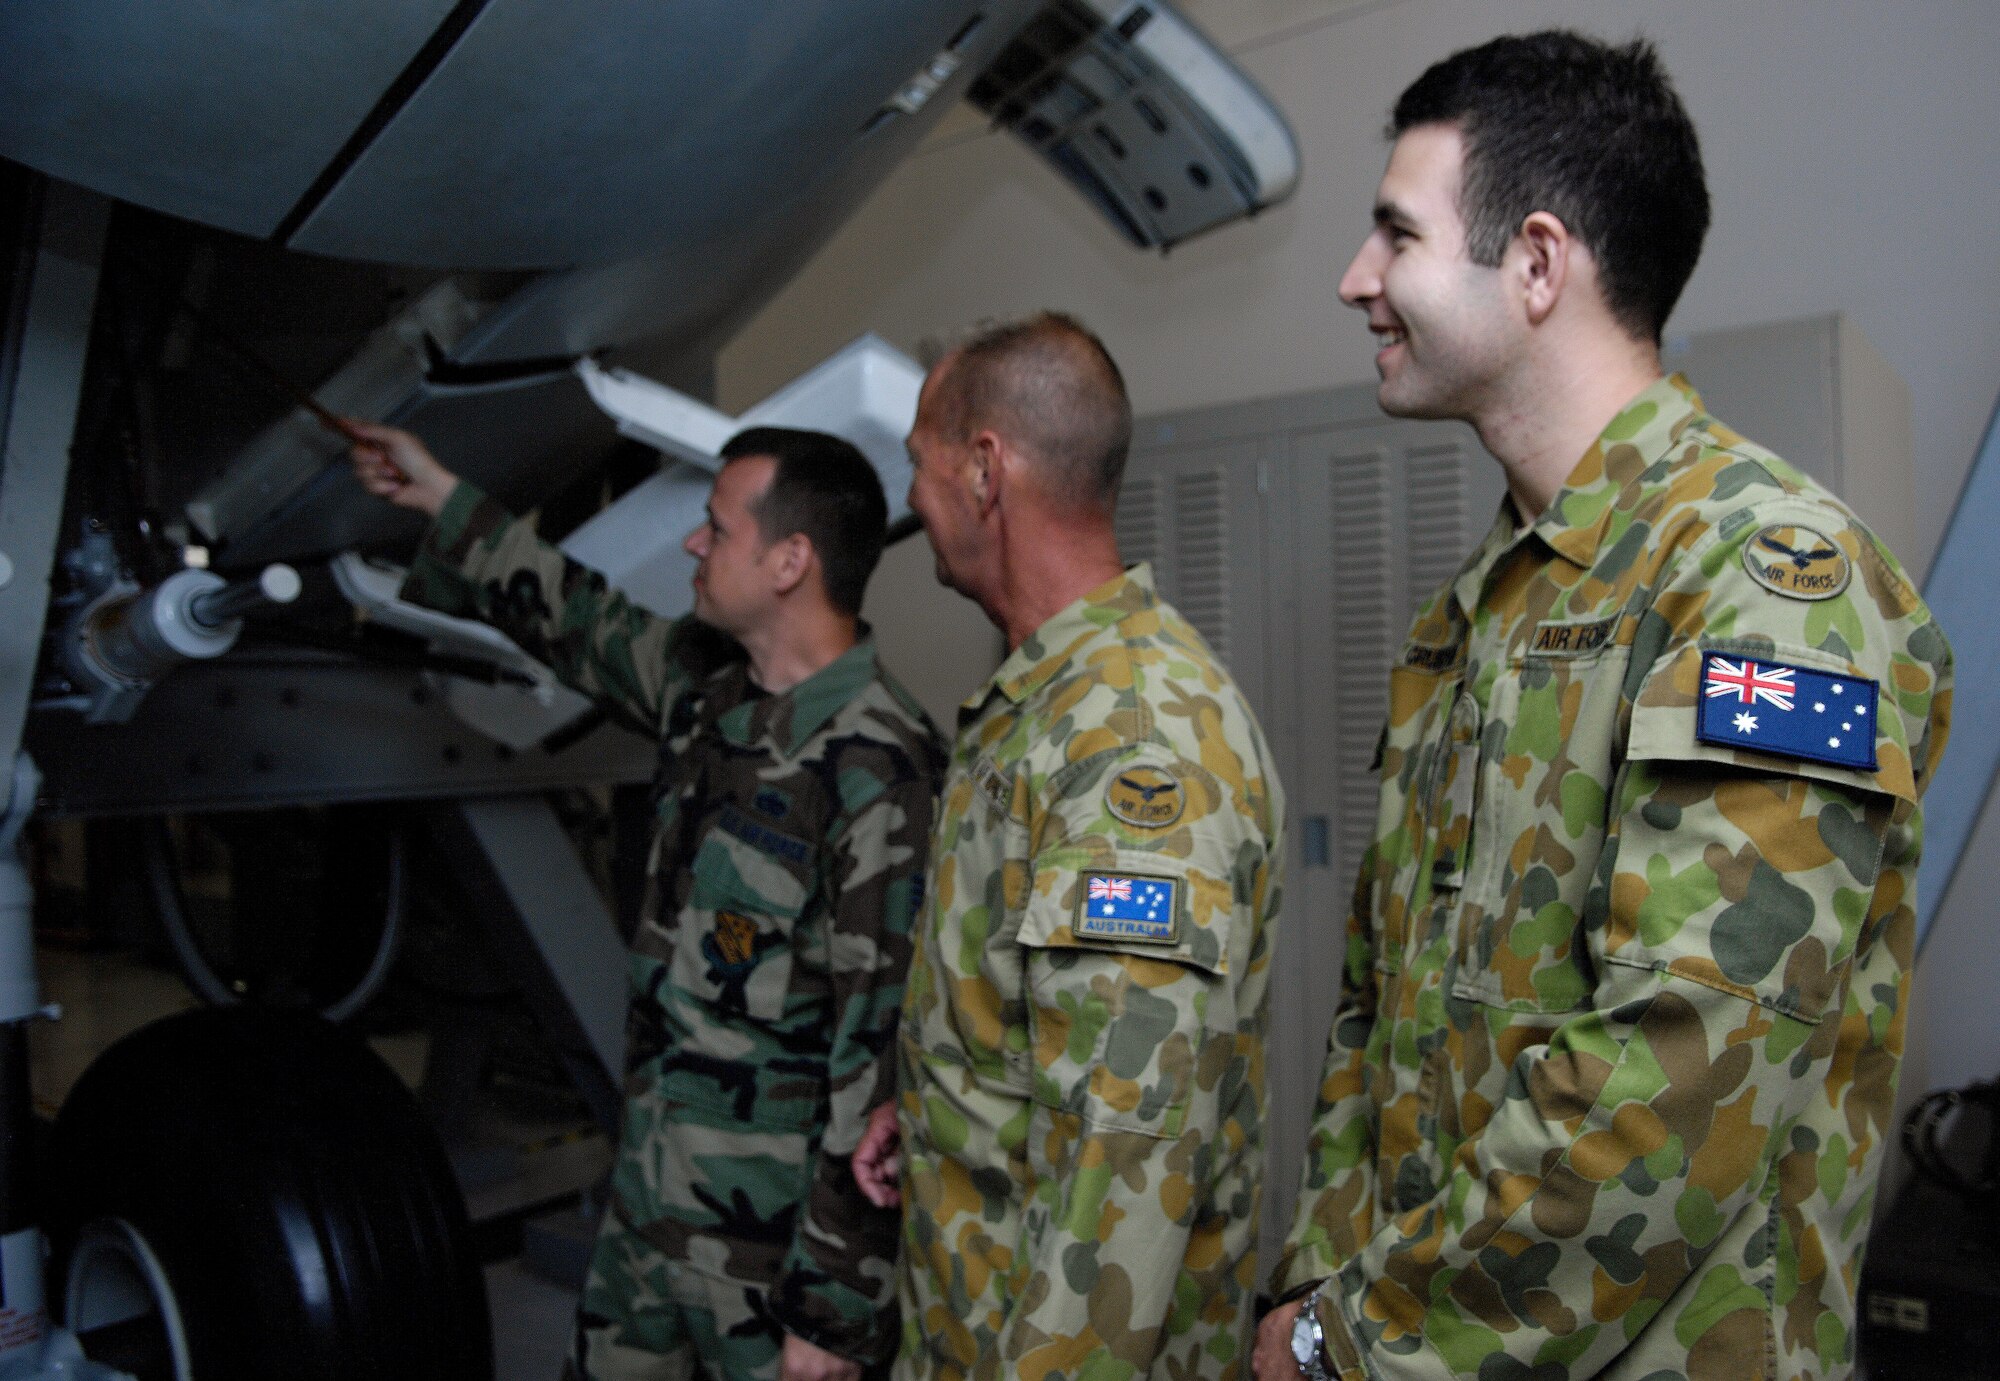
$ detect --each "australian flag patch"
[1075,872,1178,944]
[1695,651,1878,771]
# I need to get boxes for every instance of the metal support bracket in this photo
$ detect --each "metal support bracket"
[0,179,124,1380]
[0,180,108,772]
[425,795,627,1133]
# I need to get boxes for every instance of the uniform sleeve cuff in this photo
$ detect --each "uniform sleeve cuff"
[424,479,495,559]
[397,480,507,615]
[1269,1240,1342,1299]
[1270,1276,1325,1308]
[764,1282,895,1366]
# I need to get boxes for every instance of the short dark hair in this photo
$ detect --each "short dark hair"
[1392,30,1709,343]
[720,426,887,616]
[935,312,1132,509]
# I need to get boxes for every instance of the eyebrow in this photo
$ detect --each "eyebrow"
[1373,200,1416,231]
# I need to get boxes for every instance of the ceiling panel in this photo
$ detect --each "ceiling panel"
[289,0,992,267]
[0,2,458,237]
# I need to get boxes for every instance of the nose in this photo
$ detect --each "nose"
[684,523,709,559]
[1339,233,1386,310]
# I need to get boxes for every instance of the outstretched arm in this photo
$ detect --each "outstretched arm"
[347,423,726,731]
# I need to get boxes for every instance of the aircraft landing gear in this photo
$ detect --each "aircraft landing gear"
[44,1007,492,1381]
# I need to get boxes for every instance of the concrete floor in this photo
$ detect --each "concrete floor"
[30,945,590,1381]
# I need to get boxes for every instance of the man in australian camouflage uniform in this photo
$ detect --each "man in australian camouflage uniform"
[351,422,946,1381]
[1255,33,1953,1381]
[848,313,1287,1379]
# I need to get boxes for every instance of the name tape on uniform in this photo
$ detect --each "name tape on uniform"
[1530,615,1618,656]
[717,803,812,864]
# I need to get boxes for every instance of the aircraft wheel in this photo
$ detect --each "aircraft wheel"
[45,1006,492,1381]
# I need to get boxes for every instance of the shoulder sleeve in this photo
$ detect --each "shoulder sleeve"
[1626,495,1951,816]
[398,480,734,732]
[1001,738,1281,1372]
[1019,738,1263,992]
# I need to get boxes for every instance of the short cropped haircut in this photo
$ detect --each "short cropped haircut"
[934,312,1132,509]
[720,426,887,616]
[1393,30,1710,343]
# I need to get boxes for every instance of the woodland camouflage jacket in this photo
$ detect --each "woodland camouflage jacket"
[405,482,946,1361]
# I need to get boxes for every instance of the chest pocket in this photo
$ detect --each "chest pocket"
[669,803,816,1024]
[1374,662,1462,959]
[1427,684,1481,893]
[1451,642,1632,1012]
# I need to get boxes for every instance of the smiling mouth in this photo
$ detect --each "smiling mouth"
[1377,328,1406,347]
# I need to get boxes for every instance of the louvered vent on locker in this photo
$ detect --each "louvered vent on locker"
[1173,469,1231,658]
[1115,474,1163,576]
[1403,444,1470,626]
[1328,450,1393,885]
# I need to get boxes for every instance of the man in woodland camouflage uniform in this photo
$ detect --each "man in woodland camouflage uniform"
[351,423,946,1381]
[847,313,1287,1379]
[1255,32,1952,1381]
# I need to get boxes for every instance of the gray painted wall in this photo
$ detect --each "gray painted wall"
[716,0,2000,1149]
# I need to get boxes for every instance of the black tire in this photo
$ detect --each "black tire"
[45,1006,492,1381]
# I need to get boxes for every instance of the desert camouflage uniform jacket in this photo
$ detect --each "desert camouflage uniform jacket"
[404,482,946,1361]
[895,564,1286,1380]
[1271,376,1953,1380]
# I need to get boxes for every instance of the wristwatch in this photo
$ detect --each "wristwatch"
[1289,1279,1337,1381]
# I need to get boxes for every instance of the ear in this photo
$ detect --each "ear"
[1515,210,1572,326]
[768,532,813,596]
[967,428,1004,518]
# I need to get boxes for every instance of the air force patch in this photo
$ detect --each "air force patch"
[1075,872,1178,944]
[1743,524,1851,601]
[1106,766,1184,829]
[1696,651,1878,771]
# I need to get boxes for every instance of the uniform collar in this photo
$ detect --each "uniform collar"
[1439,374,1706,633]
[715,631,880,759]
[1529,373,1709,568]
[981,564,1160,709]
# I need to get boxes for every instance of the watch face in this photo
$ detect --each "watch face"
[1292,1311,1317,1366]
